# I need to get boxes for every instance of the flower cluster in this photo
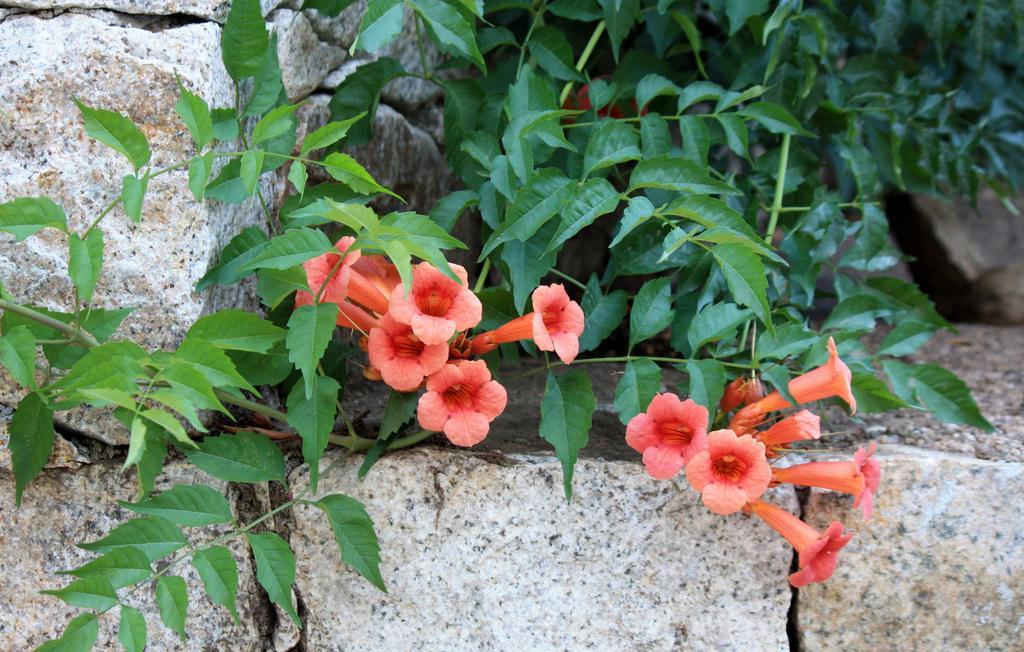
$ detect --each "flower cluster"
[625,337,881,587]
[298,237,585,446]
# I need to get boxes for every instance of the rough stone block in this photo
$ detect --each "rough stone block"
[290,448,798,650]
[799,446,1024,651]
[270,8,346,101]
[0,459,267,650]
[0,0,279,22]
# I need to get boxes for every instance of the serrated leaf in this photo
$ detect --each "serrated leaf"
[74,100,151,171]
[0,325,37,389]
[188,152,214,202]
[540,370,595,500]
[140,407,196,448]
[248,532,300,626]
[578,276,628,353]
[186,309,286,353]
[60,547,152,589]
[882,360,993,430]
[327,57,406,145]
[156,575,188,640]
[429,189,478,232]
[629,278,675,349]
[252,103,302,145]
[221,0,269,80]
[118,606,147,652]
[317,494,386,591]
[0,196,67,240]
[411,0,485,69]
[546,178,620,253]
[174,81,214,150]
[79,516,187,562]
[739,101,814,137]
[756,322,817,360]
[192,545,240,623]
[211,108,240,142]
[687,302,752,352]
[613,359,662,424]
[240,149,265,194]
[878,321,936,357]
[42,577,118,611]
[583,121,642,177]
[185,432,286,483]
[67,229,104,302]
[718,114,749,158]
[286,376,340,491]
[287,303,339,399]
[37,613,99,652]
[356,0,404,52]
[122,484,233,527]
[379,389,418,439]
[639,113,671,158]
[711,243,772,330]
[527,25,582,80]
[610,196,655,248]
[196,227,270,291]
[851,371,910,413]
[628,155,739,195]
[635,73,679,110]
[122,173,148,224]
[9,392,54,505]
[481,168,574,257]
[286,160,308,196]
[684,359,726,422]
[499,220,558,312]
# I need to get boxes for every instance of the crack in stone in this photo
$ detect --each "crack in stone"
[0,4,216,30]
[787,487,810,652]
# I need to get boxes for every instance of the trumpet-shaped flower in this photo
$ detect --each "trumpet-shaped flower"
[367,314,449,392]
[720,377,765,413]
[470,284,585,364]
[753,337,857,414]
[389,263,482,345]
[728,403,767,436]
[757,410,821,453]
[293,286,380,333]
[771,442,880,519]
[625,394,709,480]
[746,500,852,587]
[685,429,772,514]
[417,360,507,447]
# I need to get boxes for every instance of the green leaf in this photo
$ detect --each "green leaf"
[0,325,37,389]
[739,102,814,137]
[156,575,189,640]
[610,196,655,248]
[327,58,406,146]
[74,100,151,171]
[756,322,817,360]
[9,392,54,505]
[252,103,303,145]
[321,152,398,198]
[174,81,214,150]
[851,371,910,413]
[356,0,405,52]
[629,278,675,349]
[639,113,671,158]
[316,494,386,591]
[380,390,418,439]
[247,532,300,627]
[303,0,359,16]
[287,303,339,399]
[613,359,662,424]
[546,178,620,253]
[711,244,772,329]
[598,0,640,60]
[636,73,679,110]
[188,152,214,202]
[687,302,752,352]
[118,606,147,652]
[672,11,708,77]
[257,266,309,308]
[221,0,270,80]
[79,516,187,562]
[882,360,993,430]
[718,114,749,158]
[140,407,196,449]
[175,338,257,393]
[861,276,950,330]
[186,309,286,353]
[37,613,99,652]
[244,33,284,117]
[0,196,67,240]
[539,370,595,500]
[121,484,233,527]
[628,155,739,195]
[481,168,573,257]
[301,113,366,156]
[429,190,478,232]
[578,276,628,353]
[527,25,582,81]
[878,321,936,357]
[60,547,152,589]
[583,121,642,177]
[725,0,769,34]
[838,205,901,272]
[679,115,710,164]
[211,108,240,142]
[240,149,265,194]
[286,376,340,492]
[192,545,240,623]
[196,226,269,291]
[121,173,148,224]
[499,220,558,313]
[185,432,286,483]
[67,229,104,302]
[41,577,117,611]
[410,0,485,70]
[684,359,726,421]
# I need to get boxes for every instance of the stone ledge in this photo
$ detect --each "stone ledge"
[289,447,799,651]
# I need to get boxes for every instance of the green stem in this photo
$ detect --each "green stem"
[548,268,587,291]
[763,200,880,214]
[558,20,606,105]
[764,133,791,244]
[473,258,492,293]
[214,390,289,424]
[516,1,547,76]
[0,299,99,347]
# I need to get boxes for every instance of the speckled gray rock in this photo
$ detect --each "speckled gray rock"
[270,9,346,101]
[0,13,265,443]
[290,448,798,651]
[799,446,1024,651]
[0,460,267,650]
[0,0,279,22]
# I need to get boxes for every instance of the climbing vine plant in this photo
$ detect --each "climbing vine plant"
[0,0,1014,648]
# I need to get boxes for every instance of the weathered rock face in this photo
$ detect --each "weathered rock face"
[290,448,799,651]
[0,0,279,22]
[270,8,346,101]
[799,446,1024,651]
[0,458,268,650]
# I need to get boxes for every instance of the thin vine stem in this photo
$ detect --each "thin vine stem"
[558,20,606,106]
[764,133,791,244]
